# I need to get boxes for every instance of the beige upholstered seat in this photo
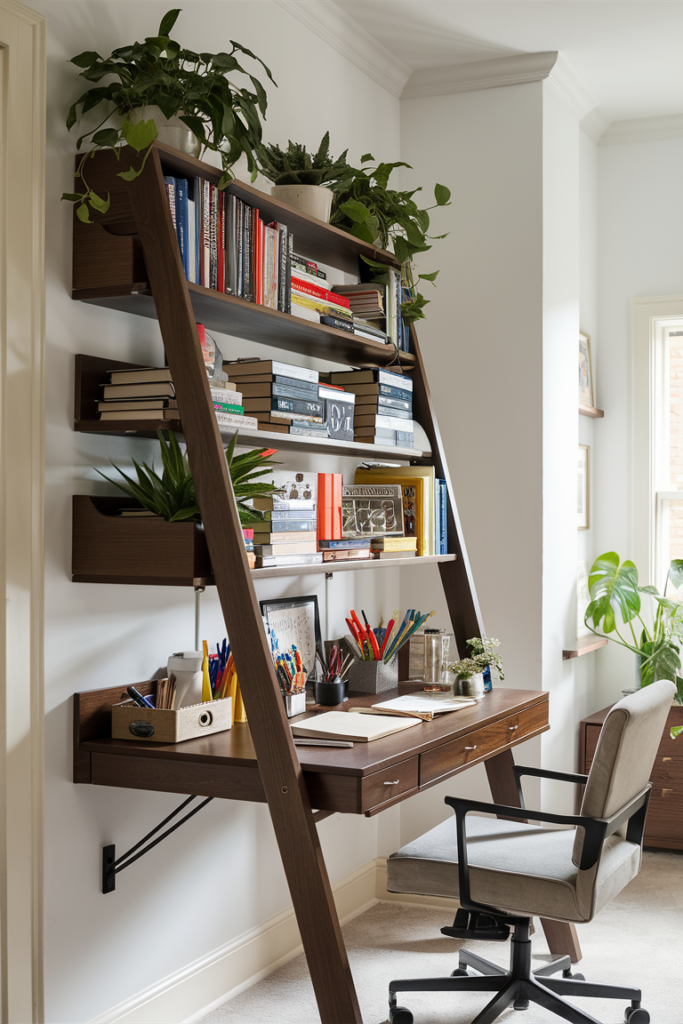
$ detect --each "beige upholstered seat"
[387,680,675,922]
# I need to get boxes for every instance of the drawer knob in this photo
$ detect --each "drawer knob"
[464,745,477,750]
[384,779,400,786]
[509,725,518,731]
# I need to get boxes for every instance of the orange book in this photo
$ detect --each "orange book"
[317,473,342,542]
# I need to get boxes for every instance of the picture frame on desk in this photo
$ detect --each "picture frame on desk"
[260,596,323,680]
[579,331,594,407]
[578,445,590,531]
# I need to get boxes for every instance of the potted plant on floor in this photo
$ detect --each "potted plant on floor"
[584,552,683,716]
[256,132,352,222]
[62,7,276,224]
[329,155,451,327]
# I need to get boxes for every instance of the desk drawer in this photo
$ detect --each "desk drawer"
[419,701,548,788]
[361,758,418,812]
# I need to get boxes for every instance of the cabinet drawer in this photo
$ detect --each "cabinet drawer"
[584,724,602,764]
[419,701,548,787]
[645,781,683,844]
[361,758,418,812]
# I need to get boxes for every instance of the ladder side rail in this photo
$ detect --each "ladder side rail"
[408,326,485,653]
[124,146,362,1024]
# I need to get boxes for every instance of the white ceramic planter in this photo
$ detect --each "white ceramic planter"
[456,672,485,700]
[131,105,201,158]
[271,184,333,223]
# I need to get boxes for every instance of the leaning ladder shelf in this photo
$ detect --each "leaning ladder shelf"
[71,141,581,1023]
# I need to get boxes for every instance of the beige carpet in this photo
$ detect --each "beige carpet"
[200,849,682,1023]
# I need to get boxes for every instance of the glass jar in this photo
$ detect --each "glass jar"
[423,629,453,690]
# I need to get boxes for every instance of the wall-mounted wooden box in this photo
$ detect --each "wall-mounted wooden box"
[72,495,214,586]
[112,697,232,743]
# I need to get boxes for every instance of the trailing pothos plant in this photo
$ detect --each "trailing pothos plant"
[584,551,683,708]
[329,156,451,325]
[97,429,280,525]
[62,7,275,224]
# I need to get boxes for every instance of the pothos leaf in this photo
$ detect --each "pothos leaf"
[76,204,92,224]
[121,117,158,153]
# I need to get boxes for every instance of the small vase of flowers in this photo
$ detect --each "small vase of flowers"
[448,637,504,700]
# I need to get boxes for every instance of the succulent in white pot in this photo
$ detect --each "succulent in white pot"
[256,133,351,223]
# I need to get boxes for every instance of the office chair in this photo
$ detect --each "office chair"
[385,679,675,1024]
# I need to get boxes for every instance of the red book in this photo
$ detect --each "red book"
[291,274,351,309]
[317,473,342,543]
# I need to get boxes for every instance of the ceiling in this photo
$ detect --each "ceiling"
[334,1,683,123]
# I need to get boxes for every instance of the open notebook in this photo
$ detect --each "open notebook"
[349,692,477,722]
[291,711,421,743]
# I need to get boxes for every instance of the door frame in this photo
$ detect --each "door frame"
[0,2,46,1020]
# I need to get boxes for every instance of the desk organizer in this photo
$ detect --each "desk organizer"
[112,697,232,743]
[348,656,398,694]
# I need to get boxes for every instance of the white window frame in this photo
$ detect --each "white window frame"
[632,297,683,590]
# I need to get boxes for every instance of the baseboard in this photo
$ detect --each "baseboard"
[91,856,458,1024]
[90,859,378,1024]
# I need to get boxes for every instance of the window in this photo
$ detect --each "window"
[653,325,683,596]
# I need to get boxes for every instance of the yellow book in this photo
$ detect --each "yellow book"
[354,467,435,556]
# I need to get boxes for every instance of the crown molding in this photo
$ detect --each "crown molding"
[400,51,559,100]
[599,112,683,147]
[580,107,610,145]
[274,0,411,98]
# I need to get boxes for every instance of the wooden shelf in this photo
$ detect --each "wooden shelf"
[253,554,455,580]
[562,635,608,660]
[74,354,429,461]
[579,403,604,419]
[75,284,415,369]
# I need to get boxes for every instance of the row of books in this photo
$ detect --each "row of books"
[225,359,415,448]
[163,175,410,352]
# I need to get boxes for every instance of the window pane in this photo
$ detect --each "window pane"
[669,331,683,489]
[662,499,683,600]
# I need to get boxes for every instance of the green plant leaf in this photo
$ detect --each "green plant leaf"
[350,220,378,244]
[434,183,451,206]
[61,192,84,203]
[393,236,411,264]
[586,551,641,633]
[338,199,370,223]
[669,560,683,589]
[88,191,111,214]
[121,117,158,153]
[419,270,439,283]
[92,128,120,147]
[360,153,374,163]
[672,725,683,738]
[158,7,182,36]
[70,50,101,68]
[76,204,92,224]
[639,638,681,686]
[117,166,141,182]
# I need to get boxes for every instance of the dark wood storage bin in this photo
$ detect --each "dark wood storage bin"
[72,495,213,586]
[579,702,683,850]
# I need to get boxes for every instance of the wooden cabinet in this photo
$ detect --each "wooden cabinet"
[579,703,683,849]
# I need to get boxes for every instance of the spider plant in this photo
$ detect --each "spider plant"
[97,429,280,525]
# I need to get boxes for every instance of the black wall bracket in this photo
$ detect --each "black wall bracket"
[102,794,214,893]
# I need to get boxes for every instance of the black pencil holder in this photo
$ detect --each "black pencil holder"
[314,677,345,706]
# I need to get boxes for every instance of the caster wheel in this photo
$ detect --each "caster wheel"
[624,1008,650,1024]
[451,968,469,977]
[389,1007,413,1024]
[563,970,585,980]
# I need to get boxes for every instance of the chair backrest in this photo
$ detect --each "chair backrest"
[572,678,675,866]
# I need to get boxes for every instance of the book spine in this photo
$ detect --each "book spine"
[226,194,235,295]
[187,193,196,284]
[286,232,293,314]
[277,224,287,312]
[244,206,253,302]
[291,294,353,319]
[237,199,244,299]
[270,382,321,401]
[175,178,189,280]
[291,256,326,281]
[201,180,209,287]
[164,177,176,230]
[217,189,225,293]
[271,398,324,417]
[213,402,244,415]
[375,396,412,413]
[291,275,350,308]
[377,369,413,392]
[210,185,218,290]
[214,411,258,429]
[439,480,447,554]
[320,315,354,333]
[317,473,330,542]
[331,473,342,540]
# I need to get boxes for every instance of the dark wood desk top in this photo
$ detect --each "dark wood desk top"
[76,683,548,778]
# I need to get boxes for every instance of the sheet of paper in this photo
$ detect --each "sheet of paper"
[370,693,477,714]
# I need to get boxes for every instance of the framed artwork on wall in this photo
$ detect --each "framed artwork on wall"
[579,331,594,407]
[578,445,590,530]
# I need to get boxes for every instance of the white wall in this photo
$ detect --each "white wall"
[28,2,401,1020]
[593,133,683,708]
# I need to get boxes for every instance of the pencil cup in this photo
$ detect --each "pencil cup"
[314,677,345,706]
[283,691,306,718]
[347,656,398,695]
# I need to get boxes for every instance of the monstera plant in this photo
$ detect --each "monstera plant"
[584,551,683,706]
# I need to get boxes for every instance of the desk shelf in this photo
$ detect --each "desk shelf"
[579,403,604,419]
[562,636,608,659]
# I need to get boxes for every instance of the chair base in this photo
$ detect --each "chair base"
[388,918,649,1024]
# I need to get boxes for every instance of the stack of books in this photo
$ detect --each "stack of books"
[242,528,256,570]
[333,273,406,351]
[164,176,292,311]
[328,367,414,448]
[290,255,354,332]
[251,492,322,568]
[353,466,448,557]
[317,473,373,563]
[370,536,418,560]
[97,365,256,431]
[224,359,326,437]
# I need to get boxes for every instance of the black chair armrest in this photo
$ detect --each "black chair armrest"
[514,764,589,786]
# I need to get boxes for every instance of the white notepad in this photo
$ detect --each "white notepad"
[349,692,477,721]
[290,711,421,743]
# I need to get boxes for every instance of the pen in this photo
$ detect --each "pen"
[127,685,155,709]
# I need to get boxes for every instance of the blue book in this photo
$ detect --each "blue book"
[318,538,372,550]
[438,479,447,554]
[175,178,189,279]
